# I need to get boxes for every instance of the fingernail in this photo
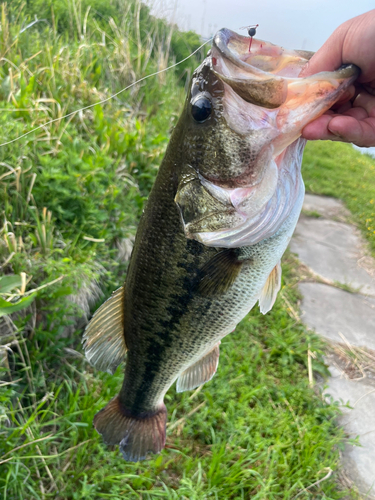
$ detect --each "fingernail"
[299,62,309,78]
[363,84,375,97]
[327,126,344,140]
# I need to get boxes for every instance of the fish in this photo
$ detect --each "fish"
[82,28,358,462]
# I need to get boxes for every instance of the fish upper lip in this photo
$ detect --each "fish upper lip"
[213,28,283,78]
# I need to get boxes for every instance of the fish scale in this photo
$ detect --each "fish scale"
[82,27,359,462]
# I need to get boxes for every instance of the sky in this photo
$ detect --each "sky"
[150,0,374,52]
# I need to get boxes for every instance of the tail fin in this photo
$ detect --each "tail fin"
[93,396,167,462]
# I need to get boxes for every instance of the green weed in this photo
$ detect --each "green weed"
[301,209,322,218]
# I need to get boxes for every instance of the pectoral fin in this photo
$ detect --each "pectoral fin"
[197,249,243,296]
[259,262,281,314]
[176,342,220,392]
[82,286,127,374]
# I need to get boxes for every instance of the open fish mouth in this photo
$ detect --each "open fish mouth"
[212,28,358,114]
[176,29,359,248]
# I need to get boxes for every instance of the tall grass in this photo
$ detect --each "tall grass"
[0,0,202,302]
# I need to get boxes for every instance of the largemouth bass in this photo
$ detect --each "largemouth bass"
[83,28,358,461]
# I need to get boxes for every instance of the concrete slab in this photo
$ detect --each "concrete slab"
[303,193,350,220]
[290,193,375,495]
[299,282,375,351]
[324,364,375,498]
[291,216,375,297]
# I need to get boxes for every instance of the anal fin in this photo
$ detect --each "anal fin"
[259,261,281,314]
[82,286,127,374]
[176,342,220,393]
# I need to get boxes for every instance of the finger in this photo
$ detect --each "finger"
[353,91,375,117]
[342,107,369,120]
[302,112,375,146]
[363,83,375,96]
[300,11,375,83]
[299,21,351,77]
[301,114,340,141]
[327,115,375,147]
[332,84,356,106]
[333,101,353,114]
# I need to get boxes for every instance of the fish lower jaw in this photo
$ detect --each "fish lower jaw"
[182,161,279,241]
[194,188,301,247]
[188,177,298,248]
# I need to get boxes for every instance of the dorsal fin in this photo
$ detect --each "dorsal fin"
[82,286,127,374]
[176,342,220,393]
[259,261,281,314]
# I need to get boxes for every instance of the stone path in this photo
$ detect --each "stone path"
[290,194,375,499]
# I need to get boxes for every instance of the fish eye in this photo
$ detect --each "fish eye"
[191,97,212,123]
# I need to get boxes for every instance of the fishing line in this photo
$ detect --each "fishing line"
[0,38,212,148]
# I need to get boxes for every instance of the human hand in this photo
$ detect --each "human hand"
[300,10,375,147]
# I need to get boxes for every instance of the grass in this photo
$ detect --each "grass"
[1,252,352,500]
[0,2,373,499]
[301,210,322,219]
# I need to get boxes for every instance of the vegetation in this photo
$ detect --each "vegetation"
[1,1,374,498]
[303,141,375,255]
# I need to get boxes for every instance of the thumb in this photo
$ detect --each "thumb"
[299,21,350,77]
